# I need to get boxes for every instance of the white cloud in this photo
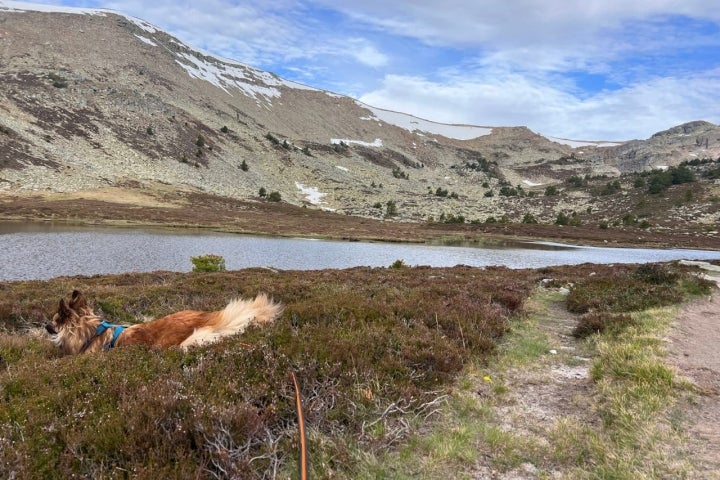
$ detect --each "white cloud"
[350,40,388,68]
[359,69,720,140]
[311,0,720,71]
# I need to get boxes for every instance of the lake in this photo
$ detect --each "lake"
[1,222,719,281]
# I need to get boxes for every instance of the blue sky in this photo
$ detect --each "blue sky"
[12,0,720,140]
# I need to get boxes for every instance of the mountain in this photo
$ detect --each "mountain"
[1,1,719,227]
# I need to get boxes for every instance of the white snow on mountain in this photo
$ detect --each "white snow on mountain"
[359,103,493,141]
[331,138,383,147]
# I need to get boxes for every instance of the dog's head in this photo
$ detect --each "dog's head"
[45,290,94,340]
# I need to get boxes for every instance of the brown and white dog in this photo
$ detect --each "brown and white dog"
[45,290,282,355]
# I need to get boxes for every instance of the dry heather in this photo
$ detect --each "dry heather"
[0,263,713,478]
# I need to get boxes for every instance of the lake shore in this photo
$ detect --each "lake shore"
[1,188,718,250]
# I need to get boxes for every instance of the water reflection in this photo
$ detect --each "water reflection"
[1,222,719,281]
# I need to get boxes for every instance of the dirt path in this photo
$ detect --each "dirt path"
[470,290,597,479]
[668,289,720,477]
[472,280,720,479]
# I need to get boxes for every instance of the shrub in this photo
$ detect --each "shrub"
[566,175,586,187]
[442,214,465,224]
[240,160,249,171]
[265,132,280,145]
[544,185,559,196]
[195,134,205,147]
[633,264,678,285]
[598,180,621,196]
[389,259,406,269]
[190,254,226,273]
[258,187,267,198]
[499,185,518,197]
[522,213,538,224]
[220,125,229,133]
[268,191,282,202]
[333,141,348,153]
[622,214,638,226]
[647,165,695,194]
[566,264,707,314]
[573,312,637,338]
[392,168,409,180]
[385,200,398,217]
[555,212,570,226]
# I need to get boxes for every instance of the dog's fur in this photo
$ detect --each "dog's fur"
[45,290,282,355]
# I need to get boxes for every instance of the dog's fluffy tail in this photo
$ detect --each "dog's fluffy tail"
[180,294,282,348]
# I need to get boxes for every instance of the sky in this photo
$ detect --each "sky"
[15,0,720,140]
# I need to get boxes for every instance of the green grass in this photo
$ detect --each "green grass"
[551,264,715,478]
[549,307,696,479]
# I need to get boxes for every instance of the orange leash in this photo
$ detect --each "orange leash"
[290,371,308,480]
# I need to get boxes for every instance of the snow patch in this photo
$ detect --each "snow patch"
[358,103,492,140]
[335,165,349,172]
[175,52,281,101]
[0,0,105,15]
[331,138,383,147]
[295,182,327,205]
[127,17,158,33]
[547,137,624,148]
[523,180,543,187]
[134,34,157,47]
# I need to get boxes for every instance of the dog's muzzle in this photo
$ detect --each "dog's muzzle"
[45,324,57,335]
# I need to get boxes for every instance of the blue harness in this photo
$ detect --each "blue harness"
[95,321,126,351]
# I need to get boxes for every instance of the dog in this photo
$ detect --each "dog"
[45,290,282,355]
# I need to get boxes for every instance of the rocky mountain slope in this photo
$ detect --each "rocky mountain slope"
[1,1,719,229]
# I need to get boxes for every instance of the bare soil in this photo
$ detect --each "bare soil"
[471,290,597,478]
[668,288,720,477]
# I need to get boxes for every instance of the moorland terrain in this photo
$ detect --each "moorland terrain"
[1,2,720,479]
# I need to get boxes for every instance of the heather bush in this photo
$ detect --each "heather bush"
[566,264,712,314]
[0,266,535,478]
[572,312,637,338]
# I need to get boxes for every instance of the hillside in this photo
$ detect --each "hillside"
[0,1,719,238]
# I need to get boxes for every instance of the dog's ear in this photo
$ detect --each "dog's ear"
[70,290,87,311]
[57,298,73,323]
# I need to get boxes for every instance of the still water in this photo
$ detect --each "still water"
[1,222,719,281]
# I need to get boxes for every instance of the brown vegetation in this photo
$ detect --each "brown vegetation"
[1,187,718,250]
[0,265,534,479]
